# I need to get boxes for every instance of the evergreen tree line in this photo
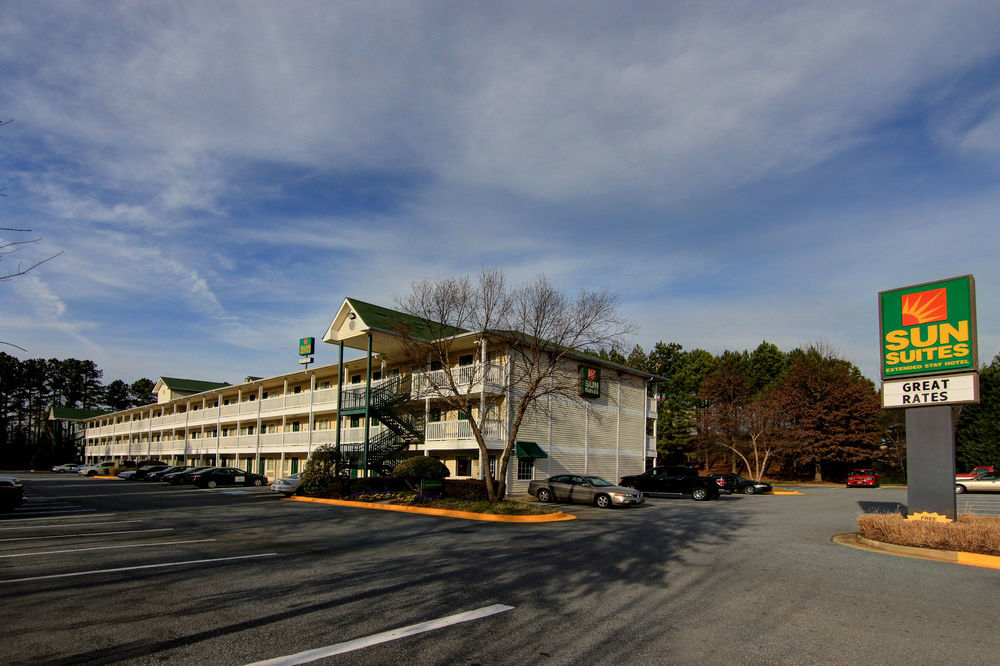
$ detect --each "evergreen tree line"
[598,341,1000,482]
[0,352,155,467]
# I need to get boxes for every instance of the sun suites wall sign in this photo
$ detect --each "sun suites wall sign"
[879,275,977,380]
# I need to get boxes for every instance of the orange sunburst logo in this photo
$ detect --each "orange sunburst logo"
[901,288,947,326]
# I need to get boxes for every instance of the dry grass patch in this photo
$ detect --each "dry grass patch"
[858,513,1000,556]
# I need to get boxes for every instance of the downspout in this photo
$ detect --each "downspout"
[479,335,487,478]
[255,385,263,472]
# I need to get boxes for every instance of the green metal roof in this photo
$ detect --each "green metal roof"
[49,406,109,421]
[346,298,468,341]
[159,377,230,392]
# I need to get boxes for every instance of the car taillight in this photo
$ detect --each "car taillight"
[716,479,725,487]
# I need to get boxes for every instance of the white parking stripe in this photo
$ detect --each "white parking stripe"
[0,552,278,583]
[0,513,117,522]
[0,539,217,558]
[0,520,142,532]
[246,604,515,665]
[0,528,172,542]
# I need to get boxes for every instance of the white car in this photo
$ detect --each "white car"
[51,463,79,473]
[956,472,1000,494]
[270,473,301,497]
[78,462,116,477]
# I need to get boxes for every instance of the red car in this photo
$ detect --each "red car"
[846,469,880,488]
[956,465,996,480]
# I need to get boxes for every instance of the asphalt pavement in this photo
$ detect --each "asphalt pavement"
[1,474,997,665]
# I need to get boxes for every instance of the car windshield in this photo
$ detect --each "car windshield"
[585,476,614,487]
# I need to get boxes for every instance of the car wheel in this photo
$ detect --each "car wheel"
[594,493,612,509]
[743,485,756,495]
[691,487,709,501]
[956,484,966,494]
[206,480,217,489]
[253,478,263,487]
[536,488,552,503]
[87,470,97,477]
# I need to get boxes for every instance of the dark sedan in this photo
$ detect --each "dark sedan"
[619,466,719,500]
[189,467,268,489]
[707,473,772,495]
[163,466,214,485]
[146,465,191,482]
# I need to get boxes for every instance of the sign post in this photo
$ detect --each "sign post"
[879,275,978,522]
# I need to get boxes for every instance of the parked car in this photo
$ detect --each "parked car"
[189,467,268,489]
[846,469,880,488]
[619,466,719,500]
[0,476,24,512]
[955,472,1000,494]
[51,463,79,473]
[528,474,644,508]
[271,473,302,497]
[146,466,190,482]
[78,461,118,477]
[956,465,996,480]
[707,473,772,495]
[163,466,215,485]
[117,470,137,480]
[131,465,169,481]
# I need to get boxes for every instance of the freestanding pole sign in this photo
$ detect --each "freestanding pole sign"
[879,275,978,522]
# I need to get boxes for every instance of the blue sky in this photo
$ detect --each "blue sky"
[2,1,999,385]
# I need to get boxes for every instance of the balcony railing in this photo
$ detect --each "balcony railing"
[424,418,505,442]
[411,363,506,398]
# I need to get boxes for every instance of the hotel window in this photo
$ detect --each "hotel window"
[429,408,441,423]
[350,415,361,428]
[458,354,474,366]
[292,421,301,432]
[430,360,443,371]
[262,391,269,399]
[351,374,362,384]
[293,386,302,394]
[517,457,534,481]
[372,371,382,381]
[456,456,471,476]
[247,425,254,435]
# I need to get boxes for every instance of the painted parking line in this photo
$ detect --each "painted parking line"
[0,552,278,583]
[0,539,217,559]
[246,604,515,665]
[0,528,173,543]
[0,513,116,523]
[0,520,142,532]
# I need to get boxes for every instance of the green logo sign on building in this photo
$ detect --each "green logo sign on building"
[579,366,601,398]
[878,275,976,379]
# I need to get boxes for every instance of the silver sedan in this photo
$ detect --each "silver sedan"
[528,474,644,508]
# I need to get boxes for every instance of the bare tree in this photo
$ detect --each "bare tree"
[394,268,634,502]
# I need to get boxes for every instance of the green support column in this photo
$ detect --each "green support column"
[363,333,373,477]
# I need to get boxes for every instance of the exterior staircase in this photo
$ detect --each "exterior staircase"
[339,375,424,476]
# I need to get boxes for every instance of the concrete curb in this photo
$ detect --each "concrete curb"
[833,533,1000,570]
[285,495,577,522]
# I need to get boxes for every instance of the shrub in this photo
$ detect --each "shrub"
[442,478,499,501]
[301,444,347,496]
[392,456,450,490]
[858,513,1000,556]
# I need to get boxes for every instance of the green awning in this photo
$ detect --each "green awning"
[515,441,547,459]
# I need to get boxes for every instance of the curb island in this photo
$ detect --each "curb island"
[833,533,1000,570]
[287,495,577,522]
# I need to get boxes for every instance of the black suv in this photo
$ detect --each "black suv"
[619,466,719,501]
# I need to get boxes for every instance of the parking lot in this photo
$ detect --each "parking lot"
[2,474,998,664]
